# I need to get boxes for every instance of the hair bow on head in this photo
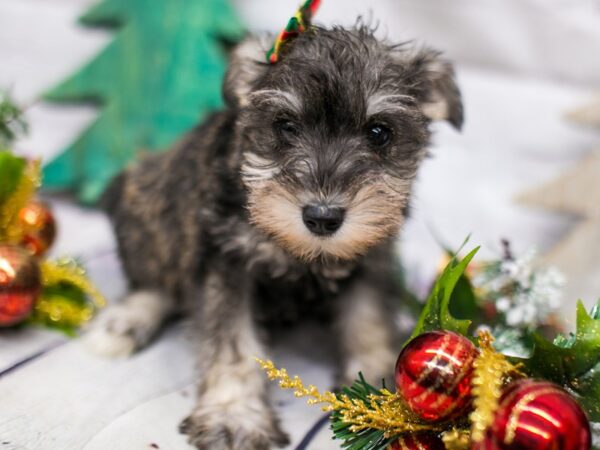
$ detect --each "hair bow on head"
[266,0,322,64]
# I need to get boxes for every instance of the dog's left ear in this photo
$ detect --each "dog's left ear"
[406,49,464,130]
[223,36,271,108]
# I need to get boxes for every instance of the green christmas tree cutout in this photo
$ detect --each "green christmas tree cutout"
[44,0,244,204]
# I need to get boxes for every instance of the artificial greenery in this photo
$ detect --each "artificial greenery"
[409,246,479,340]
[521,301,600,421]
[330,374,397,450]
[0,92,26,149]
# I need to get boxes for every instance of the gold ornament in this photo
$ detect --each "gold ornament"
[18,200,56,256]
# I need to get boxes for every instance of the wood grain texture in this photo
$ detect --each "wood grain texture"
[0,324,196,450]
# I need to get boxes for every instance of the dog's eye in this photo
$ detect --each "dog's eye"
[366,124,392,147]
[274,119,299,141]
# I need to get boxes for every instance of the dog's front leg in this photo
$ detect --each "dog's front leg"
[335,279,400,386]
[180,268,289,450]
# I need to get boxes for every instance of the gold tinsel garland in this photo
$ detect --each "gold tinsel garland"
[257,359,446,438]
[37,259,106,327]
[40,259,105,308]
[470,332,523,443]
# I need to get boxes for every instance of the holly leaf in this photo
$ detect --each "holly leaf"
[515,300,600,421]
[448,271,480,322]
[0,151,26,203]
[410,246,480,340]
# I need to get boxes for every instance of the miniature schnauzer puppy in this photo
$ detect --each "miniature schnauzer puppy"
[86,24,462,450]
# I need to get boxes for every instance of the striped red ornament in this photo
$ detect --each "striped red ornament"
[395,331,478,422]
[474,380,591,450]
[389,433,446,450]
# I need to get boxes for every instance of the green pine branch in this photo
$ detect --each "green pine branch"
[330,374,398,450]
[0,92,27,148]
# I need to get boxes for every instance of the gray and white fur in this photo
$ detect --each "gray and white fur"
[85,24,463,450]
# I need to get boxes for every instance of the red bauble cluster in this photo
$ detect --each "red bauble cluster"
[475,380,591,450]
[390,433,445,450]
[395,330,479,421]
[0,245,42,326]
[394,331,591,450]
[0,200,55,326]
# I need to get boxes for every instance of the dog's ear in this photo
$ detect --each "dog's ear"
[223,36,271,108]
[405,49,464,130]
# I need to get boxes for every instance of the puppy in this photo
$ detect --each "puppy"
[86,24,462,450]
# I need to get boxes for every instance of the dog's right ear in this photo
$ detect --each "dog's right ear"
[223,36,271,108]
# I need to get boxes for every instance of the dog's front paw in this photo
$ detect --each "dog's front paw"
[83,291,169,357]
[82,304,146,357]
[179,403,289,450]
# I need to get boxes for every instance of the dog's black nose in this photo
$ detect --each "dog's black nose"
[302,204,345,236]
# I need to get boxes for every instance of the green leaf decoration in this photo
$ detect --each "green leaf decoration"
[516,300,600,421]
[448,271,480,322]
[410,246,480,340]
[43,0,244,204]
[0,151,26,204]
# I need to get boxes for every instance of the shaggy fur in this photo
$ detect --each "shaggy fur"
[88,24,463,450]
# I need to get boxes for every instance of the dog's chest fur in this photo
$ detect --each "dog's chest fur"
[252,259,355,326]
[220,227,357,325]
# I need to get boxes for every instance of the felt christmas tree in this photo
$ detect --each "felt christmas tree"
[43,0,244,204]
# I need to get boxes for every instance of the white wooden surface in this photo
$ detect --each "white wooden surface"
[0,0,599,448]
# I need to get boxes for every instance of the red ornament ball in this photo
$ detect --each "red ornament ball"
[0,245,42,326]
[475,380,591,450]
[18,200,56,256]
[395,330,479,421]
[390,433,445,450]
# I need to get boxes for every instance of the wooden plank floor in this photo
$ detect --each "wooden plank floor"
[0,0,599,448]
